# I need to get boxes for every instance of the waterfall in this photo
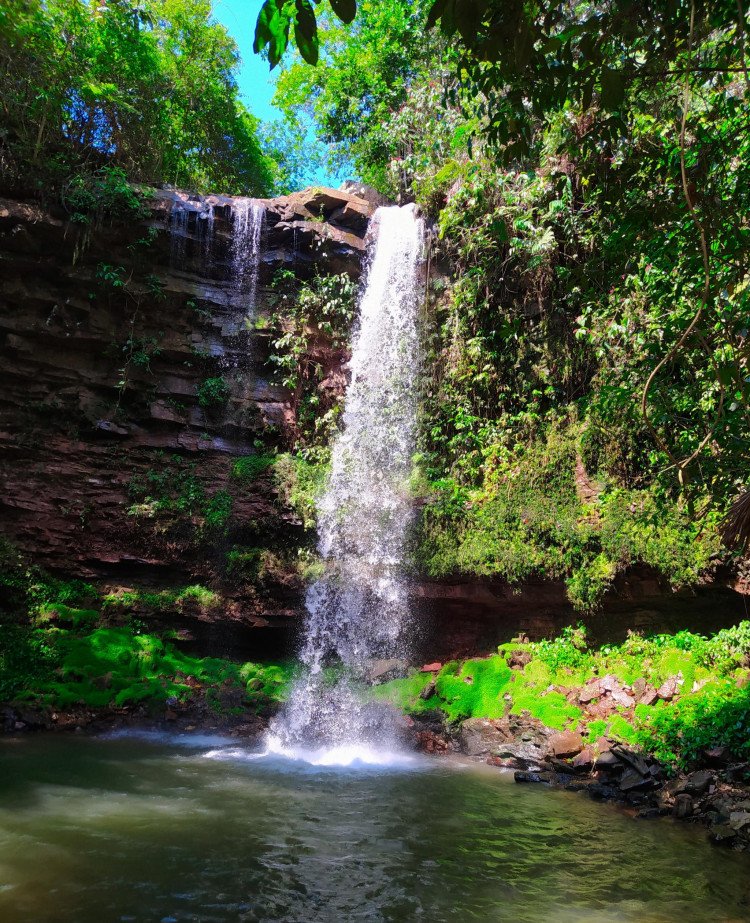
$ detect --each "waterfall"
[269,204,425,763]
[169,198,216,270]
[231,198,264,318]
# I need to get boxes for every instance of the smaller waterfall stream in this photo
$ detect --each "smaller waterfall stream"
[268,204,425,764]
[231,198,264,318]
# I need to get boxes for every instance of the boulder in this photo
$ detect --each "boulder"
[674,794,694,818]
[514,770,554,784]
[619,767,652,792]
[460,718,510,756]
[368,659,406,682]
[657,676,679,700]
[704,745,731,765]
[595,750,622,770]
[729,811,750,831]
[572,748,595,771]
[611,744,650,778]
[492,740,549,766]
[638,687,660,706]
[679,769,714,796]
[710,823,738,844]
[549,730,584,758]
[610,687,636,707]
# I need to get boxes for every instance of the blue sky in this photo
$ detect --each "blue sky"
[212,0,342,187]
[213,0,280,123]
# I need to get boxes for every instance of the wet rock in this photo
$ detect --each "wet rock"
[729,811,750,832]
[420,662,442,673]
[419,679,436,700]
[415,730,448,754]
[547,756,585,775]
[492,740,549,767]
[679,770,714,796]
[636,807,662,819]
[368,659,406,682]
[594,750,622,770]
[460,718,510,757]
[619,767,652,792]
[572,748,595,771]
[514,770,554,784]
[611,744,650,778]
[549,730,583,758]
[711,823,738,844]
[674,794,694,818]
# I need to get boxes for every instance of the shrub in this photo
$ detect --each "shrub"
[197,377,230,409]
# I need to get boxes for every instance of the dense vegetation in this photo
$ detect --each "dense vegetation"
[271,0,750,608]
[0,0,275,201]
[0,541,292,712]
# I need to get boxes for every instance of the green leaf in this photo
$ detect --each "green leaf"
[329,0,356,25]
[254,0,291,69]
[295,0,319,65]
[600,68,626,110]
[426,0,449,30]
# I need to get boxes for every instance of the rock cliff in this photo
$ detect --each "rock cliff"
[0,185,374,652]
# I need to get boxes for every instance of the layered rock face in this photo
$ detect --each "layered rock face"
[0,186,374,648]
[2,185,748,661]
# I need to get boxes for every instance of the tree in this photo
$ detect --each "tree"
[1,0,276,197]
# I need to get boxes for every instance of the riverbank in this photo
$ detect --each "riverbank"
[373,622,750,850]
[4,589,750,850]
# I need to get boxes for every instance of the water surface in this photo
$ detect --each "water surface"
[1,733,748,922]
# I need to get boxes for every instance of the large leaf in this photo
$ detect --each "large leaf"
[254,0,291,69]
[600,68,626,110]
[426,0,450,30]
[329,0,356,25]
[294,0,319,64]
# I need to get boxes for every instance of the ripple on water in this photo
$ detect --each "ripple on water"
[0,735,749,923]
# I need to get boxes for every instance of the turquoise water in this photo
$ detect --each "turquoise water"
[0,733,748,922]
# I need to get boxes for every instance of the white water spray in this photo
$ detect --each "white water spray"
[268,204,425,763]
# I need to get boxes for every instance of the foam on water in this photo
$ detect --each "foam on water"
[201,736,421,771]
[101,729,236,749]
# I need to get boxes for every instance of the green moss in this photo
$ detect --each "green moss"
[11,624,293,712]
[374,622,750,770]
[273,452,329,529]
[232,454,276,481]
[197,376,230,409]
[607,714,639,744]
[370,672,437,712]
[508,687,581,730]
[585,719,609,743]
[434,657,513,721]
[240,661,296,703]
[102,584,219,612]
[35,603,99,628]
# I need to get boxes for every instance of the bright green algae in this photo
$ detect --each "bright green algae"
[374,624,750,769]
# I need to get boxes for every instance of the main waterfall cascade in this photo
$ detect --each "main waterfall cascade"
[268,204,425,765]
